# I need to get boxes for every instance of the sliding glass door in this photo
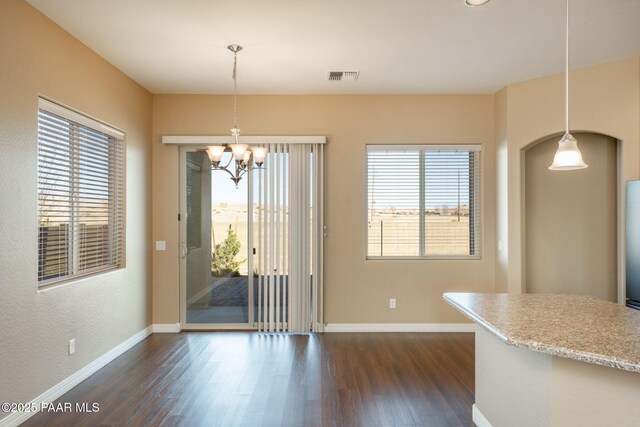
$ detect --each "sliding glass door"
[181,148,256,329]
[179,142,324,332]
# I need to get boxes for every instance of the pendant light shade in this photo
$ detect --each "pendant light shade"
[231,143,249,161]
[465,0,490,6]
[549,0,587,171]
[207,145,225,164]
[252,146,267,166]
[549,133,587,170]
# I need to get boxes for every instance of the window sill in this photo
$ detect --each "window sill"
[366,256,481,260]
[37,266,125,292]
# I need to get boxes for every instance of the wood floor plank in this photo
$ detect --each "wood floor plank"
[22,332,474,427]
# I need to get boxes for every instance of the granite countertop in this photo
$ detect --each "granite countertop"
[443,293,640,373]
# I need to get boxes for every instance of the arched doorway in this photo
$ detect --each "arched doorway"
[524,132,618,301]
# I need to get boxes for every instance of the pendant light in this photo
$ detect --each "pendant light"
[207,45,267,187]
[465,0,490,6]
[549,0,587,170]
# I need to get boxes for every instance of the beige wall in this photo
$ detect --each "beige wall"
[525,133,618,301]
[152,95,496,324]
[0,0,152,416]
[497,58,640,298]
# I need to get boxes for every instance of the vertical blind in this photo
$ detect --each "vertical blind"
[255,143,324,332]
[367,145,481,258]
[37,98,125,285]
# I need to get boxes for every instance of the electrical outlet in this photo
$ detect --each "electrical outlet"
[68,339,76,355]
[155,240,166,251]
[389,298,397,309]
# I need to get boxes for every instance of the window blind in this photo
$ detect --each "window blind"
[186,155,202,251]
[37,99,125,285]
[367,145,482,258]
[255,143,324,332]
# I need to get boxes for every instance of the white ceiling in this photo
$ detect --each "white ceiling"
[27,0,640,94]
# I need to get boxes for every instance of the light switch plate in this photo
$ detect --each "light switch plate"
[155,241,166,251]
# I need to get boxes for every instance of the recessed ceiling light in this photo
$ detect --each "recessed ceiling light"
[465,0,490,6]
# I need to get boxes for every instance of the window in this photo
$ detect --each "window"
[37,98,125,285]
[367,145,481,258]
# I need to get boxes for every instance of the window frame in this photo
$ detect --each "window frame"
[365,144,482,260]
[37,97,126,287]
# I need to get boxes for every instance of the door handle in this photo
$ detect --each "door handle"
[181,242,187,259]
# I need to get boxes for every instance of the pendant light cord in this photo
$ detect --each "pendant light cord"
[565,0,570,134]
[233,50,238,129]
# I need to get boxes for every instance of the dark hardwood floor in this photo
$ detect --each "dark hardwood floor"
[23,332,474,427]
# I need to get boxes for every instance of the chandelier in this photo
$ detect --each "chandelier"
[549,0,587,170]
[207,44,267,187]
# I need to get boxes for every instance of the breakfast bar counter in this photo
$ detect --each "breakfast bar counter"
[443,293,640,427]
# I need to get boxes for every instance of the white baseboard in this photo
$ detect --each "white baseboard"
[0,326,152,427]
[151,323,181,333]
[323,323,475,333]
[472,404,493,427]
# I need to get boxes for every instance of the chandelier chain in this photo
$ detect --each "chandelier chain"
[565,0,570,134]
[233,50,238,129]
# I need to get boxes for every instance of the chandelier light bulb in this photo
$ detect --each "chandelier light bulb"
[252,146,267,166]
[207,145,225,164]
[231,144,249,161]
[242,150,252,164]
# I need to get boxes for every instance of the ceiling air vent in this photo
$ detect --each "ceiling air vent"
[328,71,359,81]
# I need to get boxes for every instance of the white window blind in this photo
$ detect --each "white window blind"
[37,98,125,285]
[367,145,481,258]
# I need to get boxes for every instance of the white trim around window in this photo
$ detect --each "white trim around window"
[162,135,326,145]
